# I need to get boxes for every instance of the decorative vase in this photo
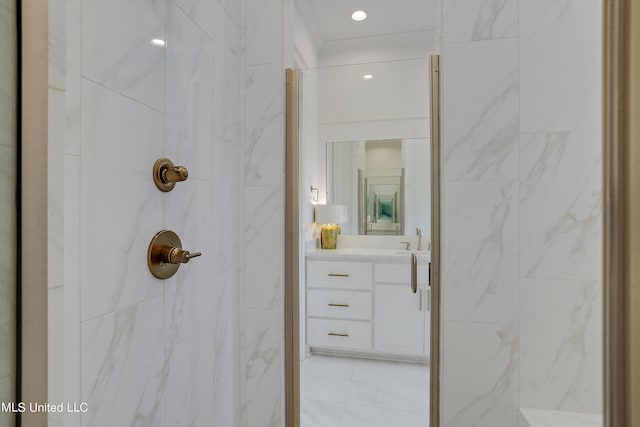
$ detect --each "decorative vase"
[320,224,340,249]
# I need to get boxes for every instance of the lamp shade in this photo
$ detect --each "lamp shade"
[314,204,347,224]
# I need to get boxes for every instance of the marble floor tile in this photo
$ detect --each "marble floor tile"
[301,377,377,407]
[341,405,429,427]
[301,398,345,427]
[300,355,429,427]
[300,354,355,381]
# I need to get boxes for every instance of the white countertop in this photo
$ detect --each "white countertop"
[306,248,431,263]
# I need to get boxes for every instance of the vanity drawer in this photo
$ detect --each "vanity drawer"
[374,262,429,284]
[307,261,372,290]
[307,318,372,351]
[307,290,372,320]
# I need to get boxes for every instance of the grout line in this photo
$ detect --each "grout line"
[81,77,165,115]
[79,294,165,325]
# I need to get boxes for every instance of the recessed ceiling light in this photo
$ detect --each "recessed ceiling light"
[363,74,373,80]
[351,10,367,22]
[151,39,166,47]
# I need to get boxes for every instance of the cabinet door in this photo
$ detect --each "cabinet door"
[374,284,426,356]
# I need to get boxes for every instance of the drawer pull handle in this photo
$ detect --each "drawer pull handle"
[328,332,349,337]
[328,303,350,307]
[328,273,349,277]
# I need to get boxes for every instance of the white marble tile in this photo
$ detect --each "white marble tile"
[519,0,601,133]
[520,408,603,427]
[217,0,241,27]
[244,308,282,427]
[520,131,602,280]
[341,405,429,427]
[82,0,166,111]
[0,146,15,328]
[165,328,216,426]
[80,80,164,321]
[443,181,519,323]
[282,0,294,69]
[81,296,165,427]
[48,287,64,407]
[64,0,81,156]
[301,398,345,427]
[520,408,550,427]
[351,358,428,385]
[164,179,214,347]
[49,0,66,90]
[211,269,238,427]
[443,38,519,181]
[48,412,64,427]
[0,0,17,150]
[49,89,65,288]
[301,377,376,407]
[300,355,355,381]
[63,155,81,427]
[520,279,602,413]
[165,2,214,181]
[300,356,431,426]
[244,186,282,309]
[213,2,242,145]
[443,321,519,427]
[172,0,214,37]
[443,0,517,44]
[212,138,240,277]
[375,380,429,413]
[245,64,284,185]
[245,0,282,65]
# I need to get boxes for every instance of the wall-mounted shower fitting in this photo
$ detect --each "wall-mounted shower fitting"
[153,158,189,192]
[147,230,201,279]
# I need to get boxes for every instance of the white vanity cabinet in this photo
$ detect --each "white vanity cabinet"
[373,263,429,356]
[306,260,374,352]
[306,255,429,361]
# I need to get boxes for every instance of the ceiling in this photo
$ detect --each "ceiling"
[297,0,437,51]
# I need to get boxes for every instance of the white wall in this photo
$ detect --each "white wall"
[51,0,243,426]
[403,138,430,237]
[440,0,603,425]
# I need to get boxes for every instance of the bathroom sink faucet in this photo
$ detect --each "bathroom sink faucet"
[416,228,423,251]
[401,241,411,250]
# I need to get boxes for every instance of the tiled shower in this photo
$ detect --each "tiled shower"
[0,0,604,426]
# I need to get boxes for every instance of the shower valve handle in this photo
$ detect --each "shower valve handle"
[153,158,189,192]
[147,230,202,279]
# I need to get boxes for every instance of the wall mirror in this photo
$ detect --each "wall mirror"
[326,138,430,236]
[298,53,433,243]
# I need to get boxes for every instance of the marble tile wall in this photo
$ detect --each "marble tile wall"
[518,0,603,415]
[440,0,602,424]
[0,0,17,426]
[54,0,243,425]
[240,0,290,424]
